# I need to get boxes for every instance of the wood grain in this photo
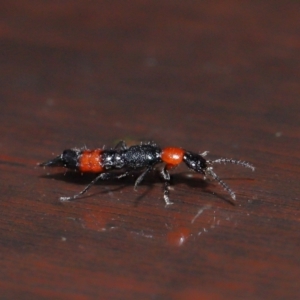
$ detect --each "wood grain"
[0,1,299,299]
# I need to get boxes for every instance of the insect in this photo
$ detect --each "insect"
[40,141,255,205]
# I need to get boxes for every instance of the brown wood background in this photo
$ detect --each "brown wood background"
[0,1,299,299]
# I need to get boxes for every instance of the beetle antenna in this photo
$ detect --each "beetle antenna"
[205,167,236,200]
[209,158,255,171]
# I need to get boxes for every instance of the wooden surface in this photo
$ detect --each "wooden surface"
[0,1,299,299]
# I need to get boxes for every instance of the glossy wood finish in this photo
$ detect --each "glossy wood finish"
[0,1,299,299]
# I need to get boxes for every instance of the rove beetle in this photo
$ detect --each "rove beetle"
[40,141,255,205]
